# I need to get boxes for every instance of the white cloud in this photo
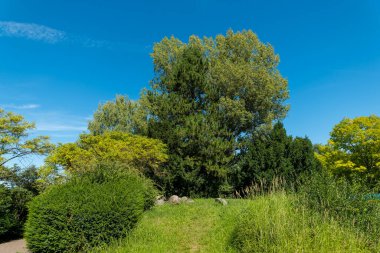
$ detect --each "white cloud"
[2,103,40,109]
[0,21,66,43]
[0,21,114,49]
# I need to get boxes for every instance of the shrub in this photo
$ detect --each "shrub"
[231,193,376,252]
[0,185,33,241]
[25,163,157,253]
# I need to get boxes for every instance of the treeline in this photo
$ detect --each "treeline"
[0,30,379,252]
[82,30,317,196]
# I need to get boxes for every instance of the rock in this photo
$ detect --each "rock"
[155,195,166,206]
[155,198,165,206]
[215,198,228,206]
[180,196,188,203]
[180,196,195,204]
[168,195,180,204]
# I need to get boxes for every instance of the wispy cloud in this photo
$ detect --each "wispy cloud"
[2,103,40,109]
[0,21,65,43]
[0,21,111,48]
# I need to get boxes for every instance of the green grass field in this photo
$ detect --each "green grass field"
[95,193,378,253]
[96,199,248,253]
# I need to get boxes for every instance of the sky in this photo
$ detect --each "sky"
[0,0,379,166]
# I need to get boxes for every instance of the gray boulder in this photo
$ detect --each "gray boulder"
[155,195,166,206]
[215,198,228,206]
[168,195,180,204]
[180,196,195,204]
[155,198,165,206]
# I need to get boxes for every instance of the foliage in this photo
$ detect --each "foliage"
[316,115,380,185]
[233,122,320,193]
[25,163,157,253]
[231,193,376,253]
[0,165,42,240]
[144,30,289,196]
[44,132,168,184]
[98,196,377,253]
[88,95,148,135]
[0,185,33,241]
[0,185,13,238]
[0,165,40,194]
[299,171,380,241]
[96,199,251,253]
[0,108,54,168]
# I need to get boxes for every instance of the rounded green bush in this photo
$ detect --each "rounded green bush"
[24,164,156,253]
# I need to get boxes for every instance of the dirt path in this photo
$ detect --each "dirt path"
[0,239,29,253]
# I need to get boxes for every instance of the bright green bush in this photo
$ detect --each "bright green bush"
[231,193,377,253]
[25,163,157,253]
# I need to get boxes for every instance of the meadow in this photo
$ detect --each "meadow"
[96,192,380,253]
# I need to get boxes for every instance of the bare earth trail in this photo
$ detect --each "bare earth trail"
[0,239,29,253]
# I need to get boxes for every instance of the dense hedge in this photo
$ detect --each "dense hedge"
[24,164,156,253]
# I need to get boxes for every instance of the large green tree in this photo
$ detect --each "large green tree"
[88,95,148,135]
[316,115,380,185]
[144,30,289,196]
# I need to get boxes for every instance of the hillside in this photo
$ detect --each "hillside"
[97,199,249,253]
[96,195,375,253]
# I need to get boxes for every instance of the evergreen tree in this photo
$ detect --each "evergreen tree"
[145,30,289,196]
[234,123,318,193]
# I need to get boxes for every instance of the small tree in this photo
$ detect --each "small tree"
[0,108,52,239]
[44,132,168,187]
[0,108,54,168]
[316,115,380,186]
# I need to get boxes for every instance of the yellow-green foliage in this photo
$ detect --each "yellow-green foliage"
[316,115,380,182]
[0,108,53,167]
[45,132,168,176]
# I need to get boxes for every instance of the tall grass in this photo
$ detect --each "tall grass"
[231,192,379,252]
[299,172,380,247]
[95,173,380,253]
[231,173,380,252]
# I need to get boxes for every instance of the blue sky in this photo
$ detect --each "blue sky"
[1,0,380,166]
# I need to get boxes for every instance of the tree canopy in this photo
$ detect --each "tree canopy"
[44,132,168,184]
[143,30,289,196]
[234,122,319,193]
[0,108,53,168]
[88,95,148,135]
[316,115,380,185]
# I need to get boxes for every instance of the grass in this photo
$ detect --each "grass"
[95,193,379,253]
[232,193,376,253]
[95,199,250,253]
